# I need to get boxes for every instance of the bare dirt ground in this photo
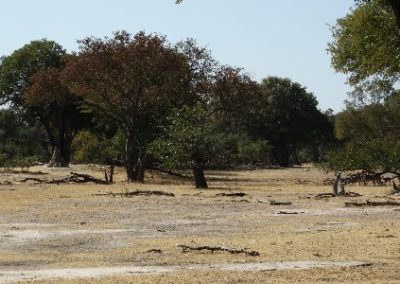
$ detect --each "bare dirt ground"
[0,165,399,283]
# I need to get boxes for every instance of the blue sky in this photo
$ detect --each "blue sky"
[0,0,354,111]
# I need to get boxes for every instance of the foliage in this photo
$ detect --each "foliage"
[235,136,271,167]
[0,40,87,166]
[325,138,400,172]
[25,66,89,165]
[149,104,238,171]
[326,94,400,173]
[256,77,333,166]
[0,40,66,107]
[0,109,47,166]
[329,0,400,103]
[65,31,190,181]
[71,130,125,164]
[212,66,262,133]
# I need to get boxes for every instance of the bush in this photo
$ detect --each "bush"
[71,130,125,164]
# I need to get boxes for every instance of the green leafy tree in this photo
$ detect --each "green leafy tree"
[325,138,400,173]
[0,40,87,166]
[329,0,400,103]
[149,104,238,188]
[326,93,400,173]
[257,77,332,167]
[0,40,65,106]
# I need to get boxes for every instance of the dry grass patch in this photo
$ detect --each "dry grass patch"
[0,166,399,283]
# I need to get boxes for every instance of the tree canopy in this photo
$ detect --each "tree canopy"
[65,31,191,181]
[329,0,400,103]
[0,40,88,166]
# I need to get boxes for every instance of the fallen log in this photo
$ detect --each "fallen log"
[315,192,363,199]
[345,201,366,207]
[177,244,260,256]
[94,190,175,197]
[215,192,247,197]
[346,200,400,207]
[277,211,303,215]
[366,200,400,206]
[270,200,292,206]
[145,249,163,253]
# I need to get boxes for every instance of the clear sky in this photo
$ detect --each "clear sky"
[0,0,354,112]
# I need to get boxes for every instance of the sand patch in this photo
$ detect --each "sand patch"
[0,260,370,283]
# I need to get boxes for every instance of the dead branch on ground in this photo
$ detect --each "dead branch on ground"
[270,200,292,206]
[49,172,109,184]
[177,244,260,256]
[277,211,303,215]
[345,200,400,207]
[315,192,363,199]
[215,192,247,197]
[344,170,400,186]
[94,190,175,197]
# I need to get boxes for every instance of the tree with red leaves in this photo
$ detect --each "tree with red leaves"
[65,31,189,182]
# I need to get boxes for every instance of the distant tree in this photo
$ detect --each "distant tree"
[213,66,262,133]
[0,108,47,167]
[325,93,400,173]
[175,38,217,105]
[65,31,189,182]
[258,77,332,167]
[149,104,238,188]
[325,137,400,173]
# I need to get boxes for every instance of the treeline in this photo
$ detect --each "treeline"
[0,31,335,187]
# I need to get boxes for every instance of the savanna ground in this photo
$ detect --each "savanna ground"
[0,165,399,283]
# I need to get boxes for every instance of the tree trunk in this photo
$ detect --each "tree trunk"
[133,157,145,183]
[59,141,71,166]
[48,147,68,167]
[125,131,145,182]
[126,139,137,182]
[277,144,290,167]
[192,166,208,189]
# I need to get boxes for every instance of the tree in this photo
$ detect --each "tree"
[258,77,331,166]
[149,104,238,188]
[213,66,262,133]
[65,31,189,182]
[329,0,400,103]
[24,66,89,166]
[325,92,400,174]
[0,40,65,106]
[0,40,86,166]
[355,0,400,30]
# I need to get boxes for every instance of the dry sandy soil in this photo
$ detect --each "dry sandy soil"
[0,165,399,283]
